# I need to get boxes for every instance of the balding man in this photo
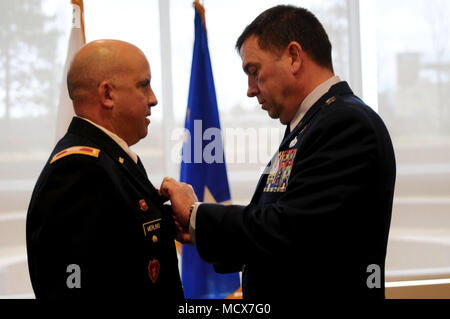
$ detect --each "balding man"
[26,40,184,300]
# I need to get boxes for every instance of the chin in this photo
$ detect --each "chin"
[140,130,148,139]
[277,111,293,125]
[279,117,290,125]
[268,111,280,121]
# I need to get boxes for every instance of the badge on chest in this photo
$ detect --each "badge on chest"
[264,148,297,192]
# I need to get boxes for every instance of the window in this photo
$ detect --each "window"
[0,0,72,297]
[3,0,447,298]
[170,0,350,203]
[0,0,350,297]
[374,0,450,281]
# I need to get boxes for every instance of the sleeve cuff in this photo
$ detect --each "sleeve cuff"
[189,202,201,245]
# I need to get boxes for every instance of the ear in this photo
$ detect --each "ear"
[286,41,303,74]
[98,81,114,109]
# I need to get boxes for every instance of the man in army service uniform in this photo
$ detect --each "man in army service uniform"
[26,40,184,300]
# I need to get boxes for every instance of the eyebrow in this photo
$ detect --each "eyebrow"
[243,62,256,75]
[136,78,150,87]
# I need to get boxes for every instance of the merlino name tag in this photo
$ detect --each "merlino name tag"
[143,218,161,237]
[264,149,297,192]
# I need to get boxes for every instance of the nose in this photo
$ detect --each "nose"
[148,89,158,107]
[247,76,259,98]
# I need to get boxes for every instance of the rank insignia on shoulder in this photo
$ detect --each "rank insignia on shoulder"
[325,96,336,105]
[148,259,160,283]
[300,124,309,134]
[50,146,100,164]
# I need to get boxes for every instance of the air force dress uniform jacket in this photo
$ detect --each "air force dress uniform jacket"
[195,82,396,300]
[26,117,184,300]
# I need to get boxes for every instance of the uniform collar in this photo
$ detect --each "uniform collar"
[76,116,138,164]
[289,76,341,133]
[66,117,163,203]
[279,80,353,150]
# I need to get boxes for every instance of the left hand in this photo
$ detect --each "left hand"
[174,218,193,245]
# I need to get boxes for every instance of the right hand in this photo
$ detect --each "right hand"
[160,177,198,230]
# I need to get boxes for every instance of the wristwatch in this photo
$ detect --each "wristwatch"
[188,204,195,223]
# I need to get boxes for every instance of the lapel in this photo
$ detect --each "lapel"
[136,156,149,178]
[250,81,354,204]
[279,81,353,150]
[67,117,164,205]
[250,102,323,204]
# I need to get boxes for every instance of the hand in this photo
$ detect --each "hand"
[174,217,193,245]
[156,188,170,203]
[160,177,198,230]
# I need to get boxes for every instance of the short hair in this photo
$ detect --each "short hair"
[236,5,334,72]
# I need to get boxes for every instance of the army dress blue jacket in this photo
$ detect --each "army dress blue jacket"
[26,117,183,300]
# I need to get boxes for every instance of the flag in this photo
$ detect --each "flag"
[180,0,241,299]
[55,0,86,142]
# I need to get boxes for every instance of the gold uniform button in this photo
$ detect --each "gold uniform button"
[152,235,158,243]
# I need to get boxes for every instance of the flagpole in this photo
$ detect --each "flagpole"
[55,0,86,142]
[158,0,177,179]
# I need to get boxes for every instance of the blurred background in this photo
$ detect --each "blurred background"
[1,0,449,298]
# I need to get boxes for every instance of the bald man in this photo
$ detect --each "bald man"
[26,40,184,300]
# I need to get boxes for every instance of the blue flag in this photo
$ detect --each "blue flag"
[180,2,241,299]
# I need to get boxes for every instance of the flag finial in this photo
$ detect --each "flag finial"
[71,0,86,43]
[193,0,207,33]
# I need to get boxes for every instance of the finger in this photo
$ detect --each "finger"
[159,190,170,202]
[164,176,175,184]
[174,215,189,232]
[159,180,167,191]
[160,177,170,189]
[159,182,171,198]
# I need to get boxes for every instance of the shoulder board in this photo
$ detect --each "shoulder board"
[50,146,101,164]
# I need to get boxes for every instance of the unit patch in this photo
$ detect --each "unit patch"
[148,259,160,283]
[264,149,297,192]
[139,199,149,212]
[50,146,100,164]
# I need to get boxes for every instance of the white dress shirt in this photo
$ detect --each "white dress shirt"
[77,116,138,164]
